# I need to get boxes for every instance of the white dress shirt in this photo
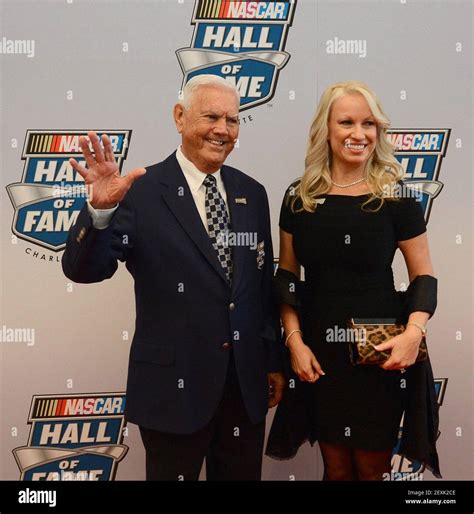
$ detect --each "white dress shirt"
[87,146,229,232]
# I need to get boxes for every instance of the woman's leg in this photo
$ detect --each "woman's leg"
[352,447,392,481]
[318,441,356,480]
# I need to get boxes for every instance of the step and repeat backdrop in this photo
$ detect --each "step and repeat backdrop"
[1,0,471,481]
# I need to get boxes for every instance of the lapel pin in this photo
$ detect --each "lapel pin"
[235,197,247,204]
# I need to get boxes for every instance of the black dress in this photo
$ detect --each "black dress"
[275,190,426,451]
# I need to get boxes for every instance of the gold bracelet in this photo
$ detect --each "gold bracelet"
[285,329,302,347]
[406,322,427,337]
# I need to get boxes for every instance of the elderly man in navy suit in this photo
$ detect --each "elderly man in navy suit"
[62,75,284,480]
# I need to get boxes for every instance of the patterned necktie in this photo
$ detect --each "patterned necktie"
[203,174,233,283]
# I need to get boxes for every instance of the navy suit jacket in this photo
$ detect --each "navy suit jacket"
[62,152,280,434]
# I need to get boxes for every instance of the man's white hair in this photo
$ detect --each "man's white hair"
[179,75,240,110]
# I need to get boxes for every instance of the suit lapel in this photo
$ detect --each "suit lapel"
[221,166,248,295]
[160,154,230,286]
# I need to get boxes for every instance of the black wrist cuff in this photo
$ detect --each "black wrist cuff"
[273,268,301,307]
[405,275,438,318]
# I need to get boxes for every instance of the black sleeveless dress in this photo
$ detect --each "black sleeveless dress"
[274,190,426,451]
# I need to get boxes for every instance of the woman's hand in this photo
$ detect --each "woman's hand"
[375,325,424,371]
[287,335,325,382]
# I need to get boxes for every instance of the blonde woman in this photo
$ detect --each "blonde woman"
[266,81,440,480]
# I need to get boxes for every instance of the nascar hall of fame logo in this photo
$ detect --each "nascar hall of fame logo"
[388,129,451,222]
[390,378,448,480]
[6,130,131,253]
[176,0,296,111]
[13,393,128,481]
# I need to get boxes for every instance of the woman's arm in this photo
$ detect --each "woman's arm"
[378,232,435,370]
[399,232,433,336]
[279,229,302,345]
[279,229,325,380]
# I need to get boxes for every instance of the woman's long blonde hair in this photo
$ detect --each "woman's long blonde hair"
[290,81,404,212]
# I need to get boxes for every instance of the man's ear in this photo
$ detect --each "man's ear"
[173,104,185,133]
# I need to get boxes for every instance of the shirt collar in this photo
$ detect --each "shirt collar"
[176,145,222,194]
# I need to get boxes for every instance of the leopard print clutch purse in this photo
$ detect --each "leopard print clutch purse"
[347,318,427,366]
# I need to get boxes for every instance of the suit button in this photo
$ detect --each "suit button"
[222,342,232,349]
[229,302,235,311]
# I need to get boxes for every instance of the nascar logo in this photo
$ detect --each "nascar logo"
[177,0,296,110]
[388,129,450,222]
[13,393,128,481]
[6,130,131,252]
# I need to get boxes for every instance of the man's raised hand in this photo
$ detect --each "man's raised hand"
[69,131,146,209]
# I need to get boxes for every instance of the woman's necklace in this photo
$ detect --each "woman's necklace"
[331,176,366,188]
